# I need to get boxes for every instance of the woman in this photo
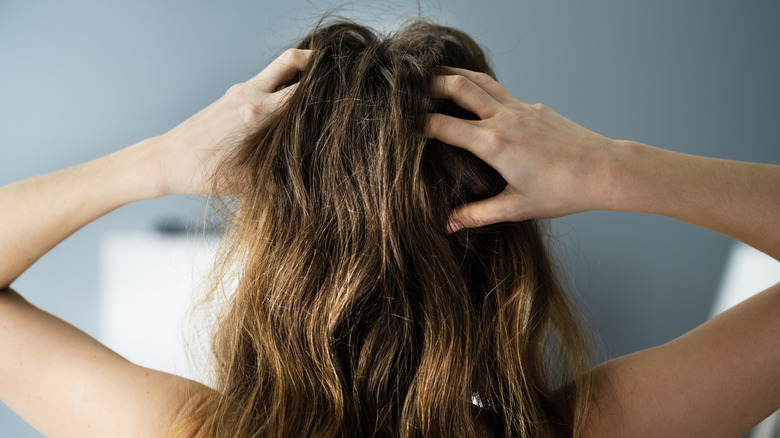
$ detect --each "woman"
[0,20,777,437]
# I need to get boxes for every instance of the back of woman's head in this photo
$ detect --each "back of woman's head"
[193,19,593,438]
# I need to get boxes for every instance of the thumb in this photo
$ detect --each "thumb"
[446,192,517,233]
[264,82,300,111]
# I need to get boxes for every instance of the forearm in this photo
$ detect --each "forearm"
[0,139,162,289]
[608,140,780,259]
[588,281,780,437]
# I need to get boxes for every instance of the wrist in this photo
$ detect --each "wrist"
[115,137,169,201]
[605,139,679,214]
[584,137,632,213]
[599,139,650,213]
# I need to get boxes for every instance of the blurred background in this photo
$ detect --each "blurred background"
[1,1,779,436]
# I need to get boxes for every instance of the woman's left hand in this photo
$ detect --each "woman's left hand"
[151,48,311,196]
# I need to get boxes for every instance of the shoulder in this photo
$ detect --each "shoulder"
[0,287,215,438]
[167,385,215,438]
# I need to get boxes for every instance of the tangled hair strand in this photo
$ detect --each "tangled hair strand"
[180,18,594,438]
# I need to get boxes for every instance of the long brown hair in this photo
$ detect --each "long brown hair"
[181,19,594,438]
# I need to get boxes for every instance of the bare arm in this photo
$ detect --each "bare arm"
[589,281,780,437]
[585,143,780,436]
[0,142,159,290]
[426,67,780,436]
[608,141,780,260]
[0,49,310,437]
[0,287,210,438]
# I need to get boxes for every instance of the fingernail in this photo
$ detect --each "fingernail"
[446,221,462,234]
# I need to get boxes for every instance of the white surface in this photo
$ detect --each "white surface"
[98,231,219,385]
[711,242,780,317]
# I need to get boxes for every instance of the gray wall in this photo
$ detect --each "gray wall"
[1,1,778,436]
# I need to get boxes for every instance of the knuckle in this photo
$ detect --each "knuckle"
[483,128,507,151]
[240,101,265,123]
[450,74,472,90]
[224,83,243,98]
[473,72,493,85]
[531,103,550,113]
[241,105,263,124]
[280,48,297,62]
[280,48,307,66]
[225,82,251,102]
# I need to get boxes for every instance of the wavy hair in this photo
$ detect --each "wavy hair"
[179,19,594,438]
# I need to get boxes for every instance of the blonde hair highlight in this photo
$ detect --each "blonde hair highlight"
[175,19,595,438]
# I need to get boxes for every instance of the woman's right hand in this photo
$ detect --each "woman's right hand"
[152,48,311,197]
[426,67,620,231]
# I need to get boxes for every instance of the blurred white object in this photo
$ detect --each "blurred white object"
[711,242,780,317]
[98,231,218,385]
[712,242,780,438]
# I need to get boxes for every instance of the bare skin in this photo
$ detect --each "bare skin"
[0,48,310,438]
[427,67,780,437]
[1,49,777,437]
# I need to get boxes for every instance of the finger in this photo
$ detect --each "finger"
[441,66,517,106]
[447,192,519,233]
[431,74,500,120]
[250,49,312,93]
[239,83,300,126]
[425,113,486,154]
[266,82,300,107]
